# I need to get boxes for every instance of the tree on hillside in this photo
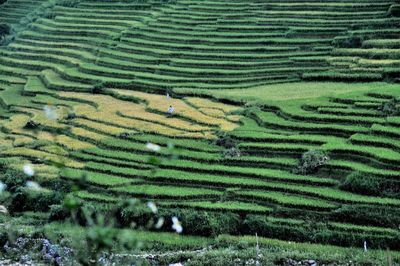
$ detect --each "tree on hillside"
[293,149,330,175]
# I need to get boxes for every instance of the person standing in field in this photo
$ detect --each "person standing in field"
[168,105,174,116]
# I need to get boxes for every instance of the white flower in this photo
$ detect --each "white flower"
[0,205,8,214]
[43,105,59,120]
[147,201,158,214]
[26,181,41,190]
[169,263,183,266]
[155,217,164,229]
[172,216,183,233]
[146,142,161,152]
[0,181,6,193]
[23,164,35,177]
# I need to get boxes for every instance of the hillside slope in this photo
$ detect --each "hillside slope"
[0,0,400,254]
[0,0,399,91]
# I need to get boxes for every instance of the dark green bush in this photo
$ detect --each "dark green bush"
[158,209,240,236]
[119,132,132,139]
[0,168,28,193]
[334,35,363,48]
[180,209,240,236]
[65,110,76,120]
[209,211,241,236]
[340,171,400,198]
[331,205,400,228]
[40,178,72,193]
[0,231,8,248]
[0,23,11,39]
[381,180,400,198]
[243,215,400,249]
[179,210,213,236]
[340,171,381,196]
[388,4,400,17]
[243,215,309,242]
[234,240,249,250]
[54,200,101,226]
[49,204,70,222]
[91,82,106,94]
[214,132,241,158]
[214,132,237,149]
[23,120,40,129]
[114,200,154,228]
[378,98,399,117]
[9,188,62,213]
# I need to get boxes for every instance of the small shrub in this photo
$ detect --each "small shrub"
[214,132,237,149]
[222,147,241,158]
[119,132,132,139]
[9,188,62,213]
[220,188,238,202]
[293,149,329,175]
[49,204,70,222]
[334,35,363,48]
[243,215,309,242]
[340,171,381,196]
[114,199,154,228]
[340,173,400,198]
[0,232,8,248]
[1,168,28,193]
[331,205,400,228]
[208,212,241,236]
[178,210,212,236]
[234,240,249,250]
[381,180,400,199]
[40,179,72,193]
[177,209,240,236]
[0,23,11,39]
[91,82,105,94]
[23,120,40,129]
[387,4,400,17]
[215,132,241,158]
[66,110,76,120]
[378,98,399,117]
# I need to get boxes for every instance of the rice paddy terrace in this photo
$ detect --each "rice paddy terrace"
[1,0,400,252]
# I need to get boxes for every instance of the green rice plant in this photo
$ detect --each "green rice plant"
[327,159,400,179]
[161,200,272,213]
[371,124,400,138]
[350,133,400,151]
[323,141,400,166]
[76,191,118,203]
[238,190,336,210]
[253,110,368,136]
[61,168,136,187]
[111,184,222,198]
[279,104,385,125]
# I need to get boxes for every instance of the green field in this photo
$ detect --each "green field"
[0,0,400,264]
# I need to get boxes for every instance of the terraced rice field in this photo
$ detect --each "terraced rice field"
[1,0,400,253]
